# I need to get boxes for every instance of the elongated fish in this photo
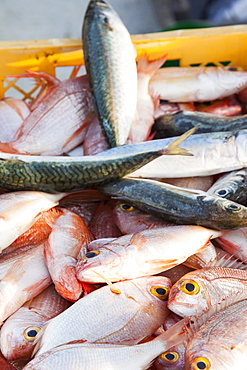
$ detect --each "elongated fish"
[82,0,137,147]
[23,317,189,370]
[100,178,247,229]
[127,129,247,178]
[153,110,247,139]
[0,129,192,193]
[149,66,247,102]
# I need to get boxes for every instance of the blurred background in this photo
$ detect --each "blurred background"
[0,0,247,41]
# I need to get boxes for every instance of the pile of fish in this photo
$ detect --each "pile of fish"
[2,0,247,369]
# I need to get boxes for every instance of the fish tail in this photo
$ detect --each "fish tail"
[137,54,167,76]
[161,126,198,156]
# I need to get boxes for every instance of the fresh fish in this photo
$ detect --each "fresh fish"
[82,0,137,147]
[152,110,247,139]
[24,317,189,370]
[126,129,247,178]
[0,98,30,142]
[168,264,247,318]
[0,129,193,193]
[207,168,247,205]
[0,75,95,155]
[127,55,167,144]
[33,276,172,356]
[0,285,70,361]
[44,208,93,301]
[0,242,51,324]
[0,191,64,253]
[76,225,220,283]
[185,299,247,370]
[149,66,247,102]
[100,178,247,229]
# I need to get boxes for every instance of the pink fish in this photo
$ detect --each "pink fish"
[44,208,93,301]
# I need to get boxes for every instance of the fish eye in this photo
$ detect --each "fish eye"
[216,189,228,196]
[23,326,41,342]
[118,203,135,213]
[150,286,169,300]
[180,280,200,295]
[192,357,211,370]
[224,202,242,212]
[159,351,180,364]
[82,250,100,259]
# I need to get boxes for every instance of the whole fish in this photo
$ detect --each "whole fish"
[33,276,172,356]
[185,299,247,370]
[0,285,71,361]
[82,0,137,147]
[207,168,247,205]
[127,129,247,178]
[100,178,247,229]
[0,191,64,253]
[168,264,247,318]
[0,129,192,193]
[152,110,247,139]
[23,317,189,370]
[44,208,93,301]
[76,225,220,283]
[149,66,247,102]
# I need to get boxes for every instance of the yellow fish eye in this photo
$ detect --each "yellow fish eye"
[192,357,211,370]
[23,326,41,342]
[82,250,100,259]
[150,286,169,300]
[118,203,135,213]
[159,351,180,364]
[225,202,242,213]
[180,279,200,295]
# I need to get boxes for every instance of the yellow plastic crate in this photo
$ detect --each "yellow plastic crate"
[1,24,247,101]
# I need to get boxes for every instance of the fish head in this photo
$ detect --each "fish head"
[76,247,120,283]
[185,342,237,370]
[168,271,214,317]
[216,198,247,228]
[0,309,44,361]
